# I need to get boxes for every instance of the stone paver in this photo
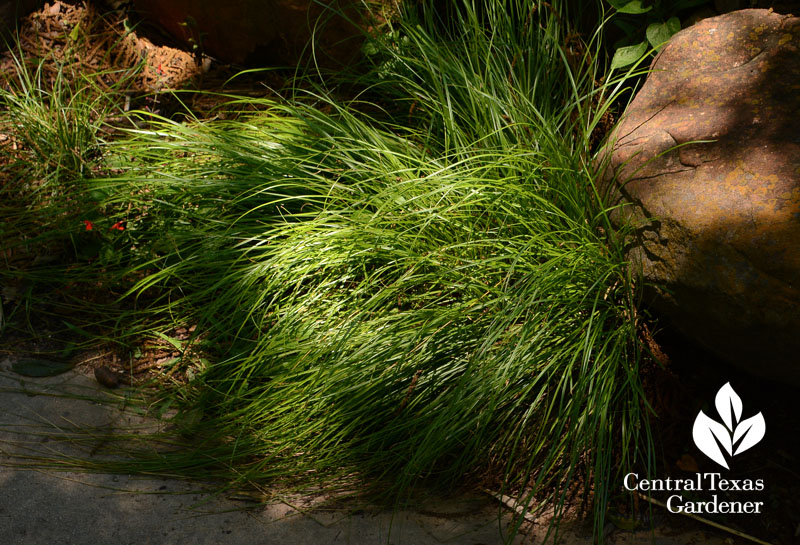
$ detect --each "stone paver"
[0,364,737,544]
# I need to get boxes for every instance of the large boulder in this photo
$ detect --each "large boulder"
[132,0,385,67]
[600,9,800,383]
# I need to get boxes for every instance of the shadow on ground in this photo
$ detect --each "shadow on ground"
[0,363,739,545]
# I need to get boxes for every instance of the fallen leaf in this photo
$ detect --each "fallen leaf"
[94,366,122,388]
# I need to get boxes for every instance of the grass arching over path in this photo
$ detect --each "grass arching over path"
[1,0,654,539]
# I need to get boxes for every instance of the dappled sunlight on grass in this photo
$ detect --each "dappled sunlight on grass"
[0,1,656,542]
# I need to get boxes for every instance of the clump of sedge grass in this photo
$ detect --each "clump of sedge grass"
[0,48,131,336]
[1,1,653,541]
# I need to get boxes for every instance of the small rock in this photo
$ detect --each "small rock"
[94,366,122,388]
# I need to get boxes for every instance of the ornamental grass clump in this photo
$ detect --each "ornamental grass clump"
[0,49,132,334]
[1,0,652,540]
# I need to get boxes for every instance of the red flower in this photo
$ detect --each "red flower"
[109,221,125,231]
[83,220,94,231]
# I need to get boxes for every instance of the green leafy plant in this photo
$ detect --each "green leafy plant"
[608,0,710,70]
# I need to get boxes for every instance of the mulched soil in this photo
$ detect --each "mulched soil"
[0,1,287,120]
[1,1,196,93]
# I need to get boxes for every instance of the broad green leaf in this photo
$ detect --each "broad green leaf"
[12,358,74,377]
[610,41,648,70]
[89,189,109,201]
[608,0,653,14]
[646,17,681,50]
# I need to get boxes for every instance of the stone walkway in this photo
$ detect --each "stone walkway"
[0,364,736,545]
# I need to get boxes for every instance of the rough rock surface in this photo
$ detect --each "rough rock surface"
[601,9,800,383]
[132,0,383,67]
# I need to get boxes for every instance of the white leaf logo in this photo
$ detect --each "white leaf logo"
[692,382,765,469]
